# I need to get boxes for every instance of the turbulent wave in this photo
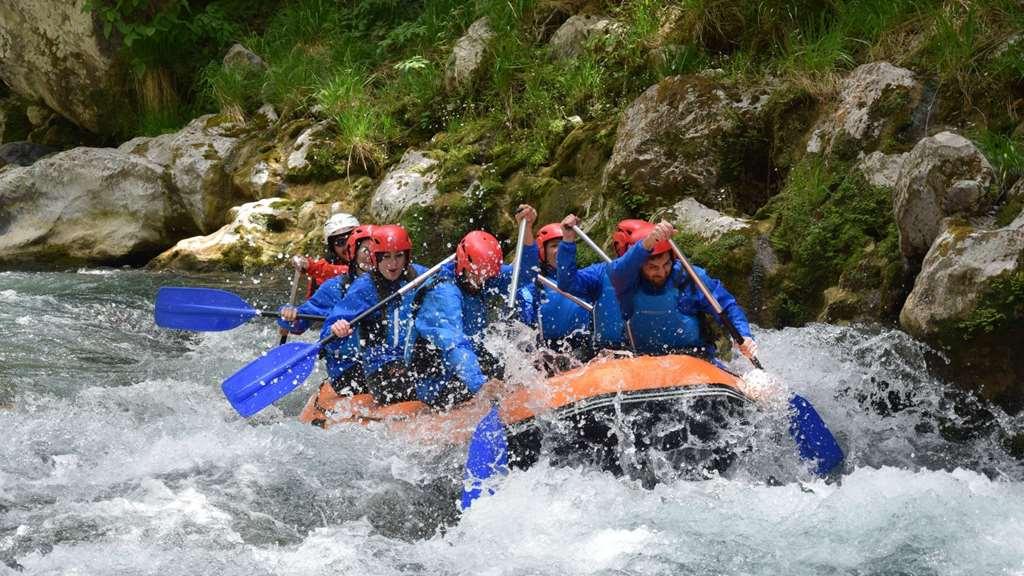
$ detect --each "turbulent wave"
[1,270,1022,575]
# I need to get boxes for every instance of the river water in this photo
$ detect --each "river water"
[1,269,1023,575]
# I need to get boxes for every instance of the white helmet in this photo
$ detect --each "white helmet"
[323,213,359,238]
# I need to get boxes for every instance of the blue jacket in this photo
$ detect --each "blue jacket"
[609,241,752,348]
[277,272,361,380]
[410,245,539,396]
[555,242,628,348]
[324,263,428,377]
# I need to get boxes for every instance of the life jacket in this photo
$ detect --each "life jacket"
[536,278,592,341]
[593,271,628,350]
[405,278,502,408]
[627,277,706,355]
[359,267,419,377]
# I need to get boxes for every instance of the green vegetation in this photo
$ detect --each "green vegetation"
[87,0,1023,165]
[762,157,901,324]
[957,270,1024,338]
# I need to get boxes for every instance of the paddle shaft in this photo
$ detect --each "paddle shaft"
[668,239,762,370]
[536,275,594,313]
[262,310,324,321]
[314,253,456,349]
[279,265,305,344]
[507,218,528,312]
[570,225,637,350]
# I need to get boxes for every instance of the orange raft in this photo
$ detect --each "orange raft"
[299,355,754,468]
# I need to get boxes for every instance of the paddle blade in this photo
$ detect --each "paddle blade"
[221,342,320,417]
[788,394,844,476]
[460,406,509,510]
[155,287,258,331]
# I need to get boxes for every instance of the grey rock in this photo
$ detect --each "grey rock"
[0,147,193,265]
[808,62,921,158]
[602,75,772,212]
[120,115,244,233]
[370,150,440,222]
[857,150,907,189]
[893,131,996,260]
[0,0,130,135]
[222,43,267,72]
[670,197,750,241]
[445,18,494,92]
[900,218,1024,338]
[548,15,620,60]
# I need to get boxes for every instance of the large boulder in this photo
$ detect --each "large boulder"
[548,15,621,60]
[808,62,922,155]
[445,18,494,92]
[857,150,907,190]
[893,131,996,261]
[670,197,750,241]
[119,115,247,233]
[0,0,130,135]
[807,62,923,159]
[900,217,1024,338]
[369,150,440,223]
[900,216,1024,411]
[0,147,194,266]
[603,75,794,214]
[148,198,304,272]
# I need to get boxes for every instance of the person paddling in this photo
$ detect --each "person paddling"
[325,225,428,405]
[407,205,539,410]
[519,222,595,368]
[610,220,757,362]
[555,215,649,352]
[294,212,360,297]
[279,225,375,422]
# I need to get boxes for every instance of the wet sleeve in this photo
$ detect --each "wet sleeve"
[277,279,333,333]
[691,265,752,339]
[414,283,488,393]
[321,276,379,340]
[609,241,649,298]
[518,283,538,327]
[556,242,603,300]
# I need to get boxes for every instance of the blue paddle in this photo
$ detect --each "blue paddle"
[221,254,456,417]
[460,406,509,510]
[154,287,324,332]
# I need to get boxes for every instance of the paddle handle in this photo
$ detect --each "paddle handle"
[668,239,762,369]
[507,218,528,311]
[571,225,612,263]
[260,311,325,322]
[279,265,305,344]
[315,253,457,348]
[570,224,637,350]
[536,275,594,313]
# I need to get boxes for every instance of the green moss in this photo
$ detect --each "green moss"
[761,156,901,324]
[956,270,1024,338]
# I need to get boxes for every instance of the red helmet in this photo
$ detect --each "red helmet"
[535,223,563,266]
[370,224,413,266]
[456,230,503,279]
[345,224,375,262]
[611,219,654,257]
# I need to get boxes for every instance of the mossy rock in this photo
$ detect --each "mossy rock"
[927,270,1024,414]
[540,118,617,180]
[755,156,901,325]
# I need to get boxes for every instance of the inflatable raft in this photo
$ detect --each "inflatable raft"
[299,354,755,478]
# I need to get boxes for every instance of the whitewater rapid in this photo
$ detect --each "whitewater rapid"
[1,269,1022,575]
